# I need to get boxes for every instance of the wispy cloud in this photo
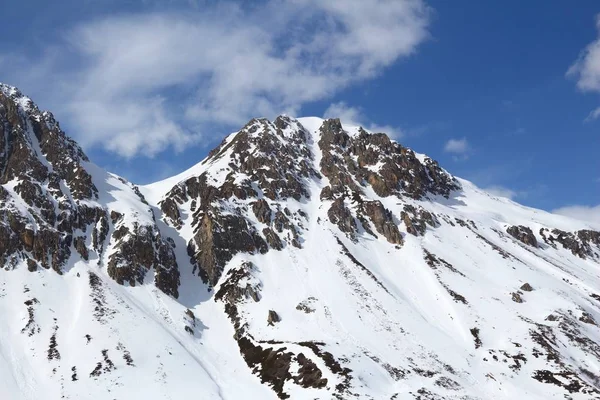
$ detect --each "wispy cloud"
[482,185,529,200]
[483,185,518,200]
[552,204,600,226]
[0,0,430,158]
[443,137,470,160]
[323,102,403,138]
[567,13,600,120]
[585,106,600,122]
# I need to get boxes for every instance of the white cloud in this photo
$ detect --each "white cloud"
[323,102,403,138]
[483,185,517,200]
[444,138,469,153]
[568,15,600,92]
[1,0,430,158]
[567,14,600,120]
[482,185,530,200]
[552,204,600,226]
[585,106,600,122]
[444,137,470,160]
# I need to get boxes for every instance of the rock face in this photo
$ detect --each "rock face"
[317,119,459,201]
[2,84,600,400]
[360,201,403,245]
[401,204,439,236]
[540,228,600,259]
[267,310,281,326]
[0,84,179,297]
[507,225,538,247]
[161,117,315,287]
[107,222,180,297]
[157,116,463,287]
[328,198,358,239]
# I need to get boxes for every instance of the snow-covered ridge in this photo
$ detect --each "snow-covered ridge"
[0,85,599,399]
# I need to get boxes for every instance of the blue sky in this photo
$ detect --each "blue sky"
[0,0,598,221]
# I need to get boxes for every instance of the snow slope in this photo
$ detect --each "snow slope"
[0,87,599,400]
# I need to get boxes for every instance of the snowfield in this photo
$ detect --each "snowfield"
[0,86,599,400]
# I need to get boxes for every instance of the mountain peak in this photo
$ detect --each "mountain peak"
[1,86,599,400]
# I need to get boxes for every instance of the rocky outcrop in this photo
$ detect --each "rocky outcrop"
[540,228,600,259]
[267,310,281,326]
[107,222,180,298]
[252,199,272,224]
[214,262,346,399]
[188,210,268,287]
[401,204,439,236]
[0,86,97,198]
[0,84,181,297]
[520,283,534,292]
[157,116,461,288]
[512,292,524,303]
[328,198,358,239]
[361,201,403,245]
[263,228,284,250]
[317,118,459,201]
[507,225,538,247]
[215,261,262,305]
[159,117,316,286]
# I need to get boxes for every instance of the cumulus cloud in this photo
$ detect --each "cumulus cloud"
[323,102,403,138]
[568,15,600,92]
[552,204,600,226]
[567,14,600,120]
[1,0,430,158]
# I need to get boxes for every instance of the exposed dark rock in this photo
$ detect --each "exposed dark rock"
[423,249,465,276]
[520,283,534,292]
[434,377,461,391]
[159,118,318,286]
[214,262,350,398]
[267,310,281,326]
[26,258,37,272]
[470,328,482,349]
[190,210,267,287]
[506,225,538,247]
[336,237,390,293]
[328,198,357,238]
[110,210,123,224]
[320,186,334,201]
[21,298,40,336]
[296,297,317,313]
[579,312,597,326]
[263,227,283,250]
[107,223,180,298]
[294,353,327,388]
[317,118,459,200]
[360,201,402,245]
[215,261,262,304]
[252,199,272,224]
[511,292,524,303]
[47,322,60,361]
[73,236,89,261]
[401,205,439,236]
[540,228,600,259]
[160,197,182,229]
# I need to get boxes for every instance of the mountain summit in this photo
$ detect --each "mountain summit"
[1,84,599,399]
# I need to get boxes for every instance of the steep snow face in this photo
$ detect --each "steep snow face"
[141,115,600,399]
[0,85,599,400]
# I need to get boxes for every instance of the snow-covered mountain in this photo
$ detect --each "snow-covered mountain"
[1,84,599,400]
